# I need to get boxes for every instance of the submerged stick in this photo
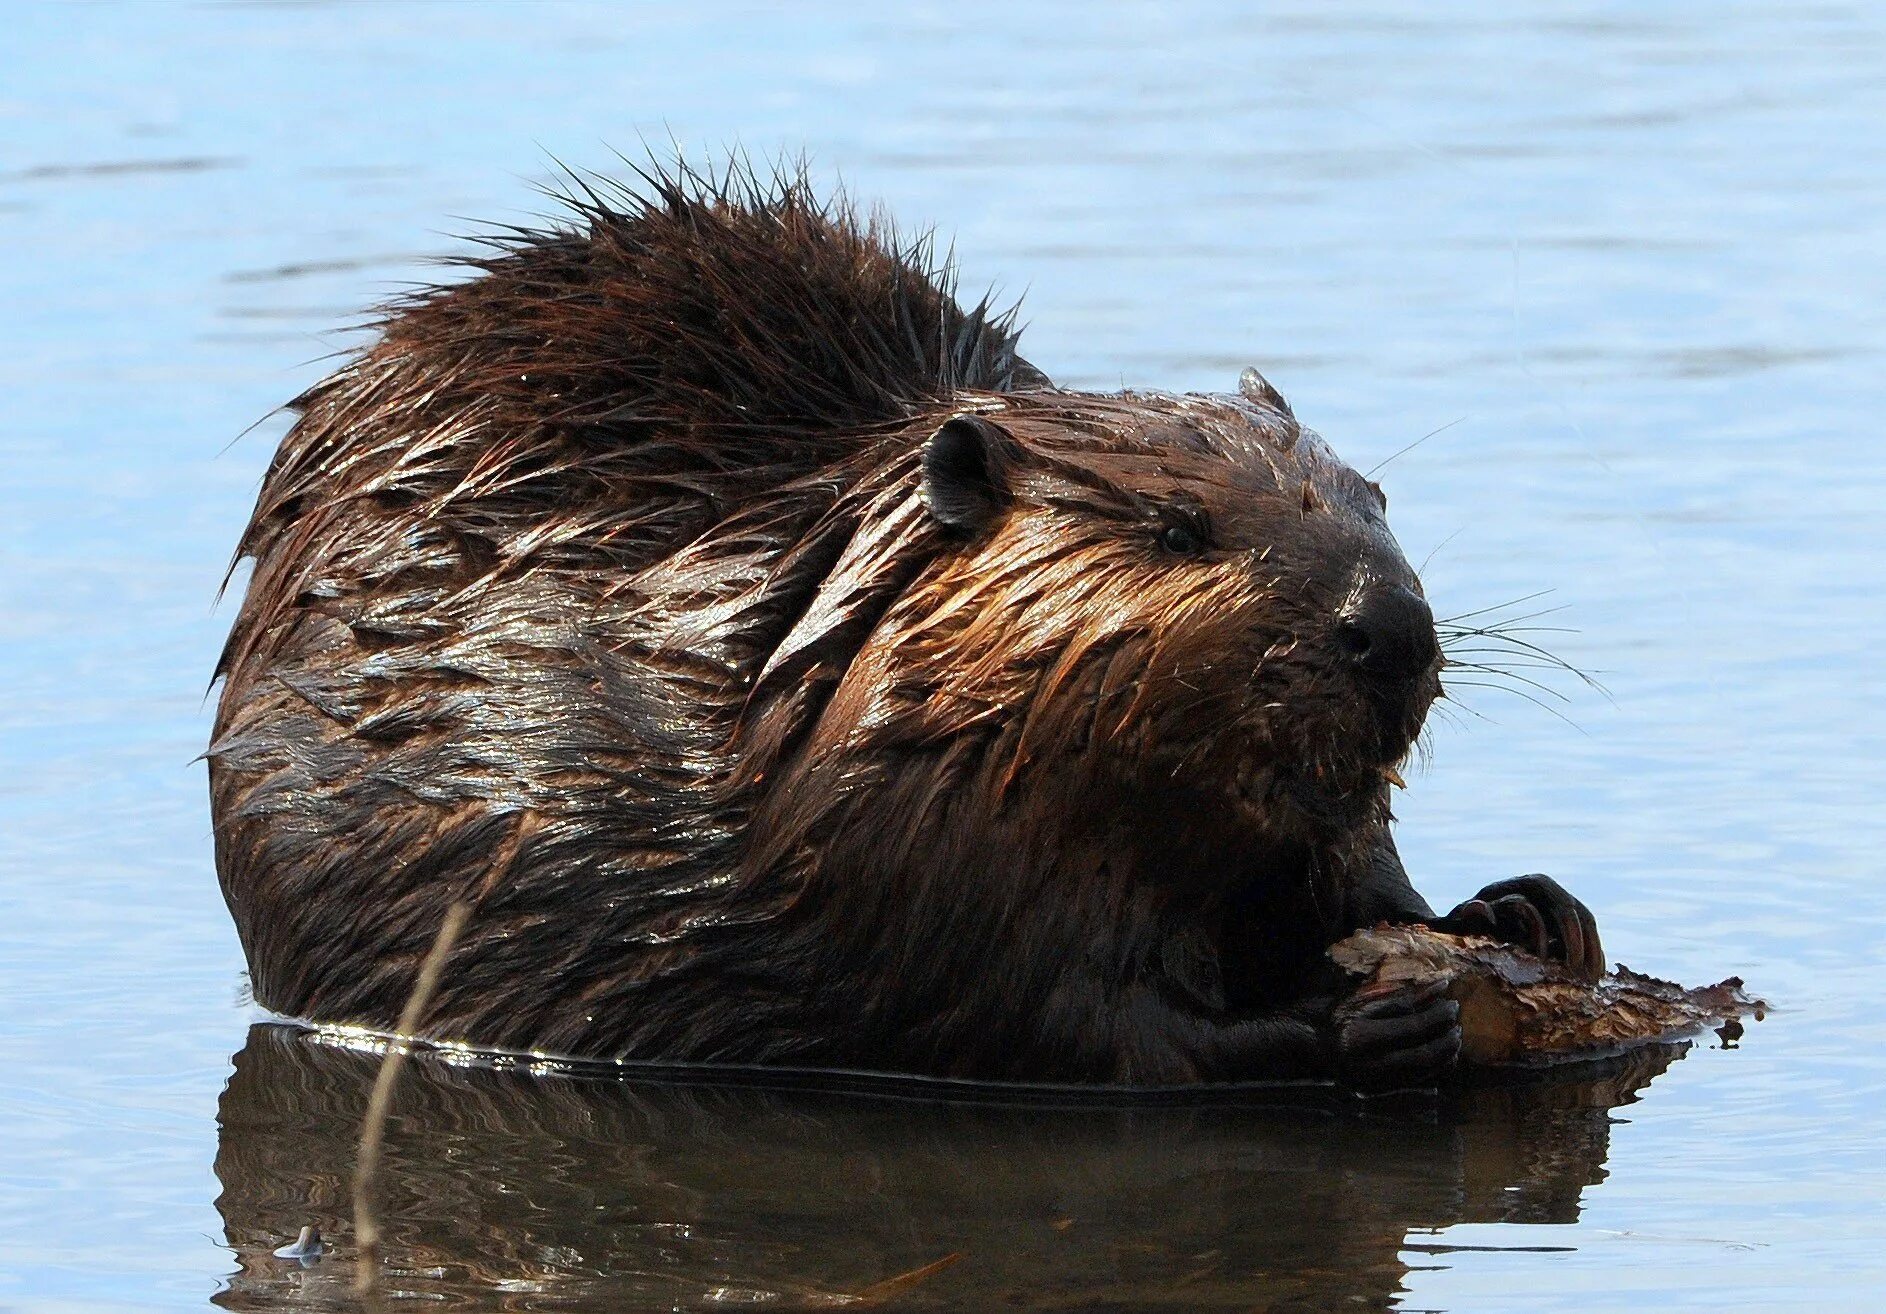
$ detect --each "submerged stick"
[851,1251,965,1303]
[352,901,471,1299]
[1330,924,1764,1067]
[791,1251,967,1308]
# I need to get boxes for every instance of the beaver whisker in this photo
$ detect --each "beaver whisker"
[1427,696,1490,730]
[1433,589,1559,628]
[1443,661,1574,704]
[1441,652,1583,675]
[1442,622,1581,648]
[1439,677,1590,733]
[1364,414,1468,480]
[1417,525,1468,575]
[1449,633,1610,700]
[1438,590,1609,706]
[1442,643,1574,675]
[1440,630,1578,649]
[1446,608,1577,630]
[1442,618,1580,651]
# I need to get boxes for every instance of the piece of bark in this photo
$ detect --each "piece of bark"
[1329,925,1765,1067]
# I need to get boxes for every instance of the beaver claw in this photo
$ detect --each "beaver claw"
[1332,978,1460,1091]
[1435,873,1605,983]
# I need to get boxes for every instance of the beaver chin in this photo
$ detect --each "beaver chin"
[1281,770,1389,832]
[1224,755,1398,842]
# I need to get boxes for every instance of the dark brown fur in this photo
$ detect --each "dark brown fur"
[209,162,1599,1086]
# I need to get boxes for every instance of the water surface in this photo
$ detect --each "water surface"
[2,2,1882,1309]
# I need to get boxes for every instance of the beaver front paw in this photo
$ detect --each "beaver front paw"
[1331,978,1460,1092]
[1436,873,1605,983]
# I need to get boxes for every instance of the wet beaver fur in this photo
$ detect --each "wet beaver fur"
[209,163,1604,1088]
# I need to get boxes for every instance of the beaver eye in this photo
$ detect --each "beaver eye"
[1159,522,1205,556]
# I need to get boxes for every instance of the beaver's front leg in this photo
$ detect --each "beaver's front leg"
[1349,827,1606,983]
[1127,981,1460,1091]
[1432,874,1606,983]
[1325,978,1462,1089]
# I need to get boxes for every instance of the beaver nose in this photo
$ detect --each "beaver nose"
[1336,585,1438,686]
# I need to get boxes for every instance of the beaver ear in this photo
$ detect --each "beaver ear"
[1238,366,1294,421]
[921,413,1012,534]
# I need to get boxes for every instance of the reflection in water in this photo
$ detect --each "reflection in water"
[213,1024,1685,1311]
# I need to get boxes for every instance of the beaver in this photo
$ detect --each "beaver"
[208,162,1603,1089]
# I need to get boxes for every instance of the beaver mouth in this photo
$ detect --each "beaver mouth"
[1280,771,1384,829]
[1214,667,1431,839]
[1227,757,1396,835]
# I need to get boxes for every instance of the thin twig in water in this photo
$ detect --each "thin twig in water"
[841,1252,965,1306]
[769,1250,967,1308]
[353,901,471,1300]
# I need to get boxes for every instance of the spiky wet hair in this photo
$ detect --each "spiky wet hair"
[212,161,1066,1051]
[224,160,1042,665]
[210,160,1425,1079]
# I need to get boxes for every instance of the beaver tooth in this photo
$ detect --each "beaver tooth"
[1379,765,1407,789]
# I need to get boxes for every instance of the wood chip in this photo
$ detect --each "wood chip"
[1329,925,1765,1067]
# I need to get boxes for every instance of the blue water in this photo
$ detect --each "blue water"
[2,2,1883,1309]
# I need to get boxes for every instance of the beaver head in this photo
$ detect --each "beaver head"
[756,371,1438,887]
